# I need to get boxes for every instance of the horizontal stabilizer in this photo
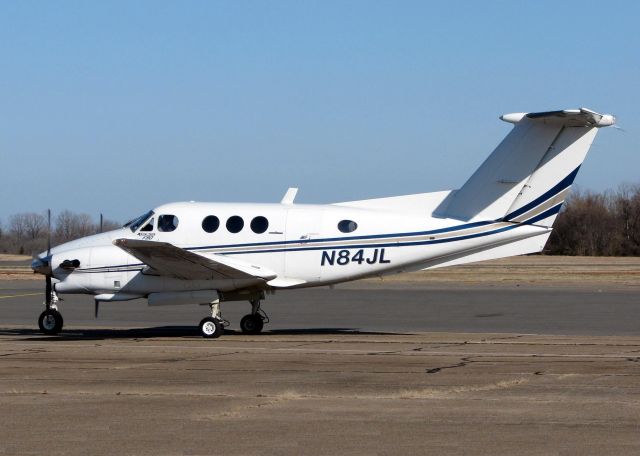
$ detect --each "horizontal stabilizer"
[522,108,616,127]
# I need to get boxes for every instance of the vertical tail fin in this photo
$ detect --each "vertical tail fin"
[434,108,615,226]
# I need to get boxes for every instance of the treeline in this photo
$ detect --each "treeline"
[546,185,640,256]
[1,187,639,257]
[0,210,120,255]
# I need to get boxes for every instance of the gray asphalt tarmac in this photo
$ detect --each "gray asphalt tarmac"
[1,279,639,336]
[2,278,640,455]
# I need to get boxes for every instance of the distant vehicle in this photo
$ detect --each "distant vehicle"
[32,108,616,338]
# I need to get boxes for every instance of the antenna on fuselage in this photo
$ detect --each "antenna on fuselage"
[99,213,104,233]
[281,188,298,205]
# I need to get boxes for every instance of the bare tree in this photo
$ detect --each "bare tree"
[613,184,640,256]
[8,213,28,243]
[547,185,640,256]
[54,210,97,244]
[7,213,49,255]
[101,219,121,232]
[23,212,47,240]
[0,211,123,255]
[0,218,5,253]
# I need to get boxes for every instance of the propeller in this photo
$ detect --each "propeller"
[45,209,52,309]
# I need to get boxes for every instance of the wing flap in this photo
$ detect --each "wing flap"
[114,239,277,281]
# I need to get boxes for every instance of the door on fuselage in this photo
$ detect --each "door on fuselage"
[284,207,324,281]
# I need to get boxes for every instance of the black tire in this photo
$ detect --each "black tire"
[38,309,64,335]
[240,314,264,334]
[199,317,223,339]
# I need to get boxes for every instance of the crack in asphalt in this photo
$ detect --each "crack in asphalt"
[426,357,472,374]
[0,348,49,358]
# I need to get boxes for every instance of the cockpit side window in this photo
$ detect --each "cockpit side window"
[124,210,155,232]
[158,214,179,232]
[140,218,154,232]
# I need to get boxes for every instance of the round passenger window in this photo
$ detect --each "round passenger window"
[338,220,357,233]
[250,216,269,234]
[202,215,220,233]
[158,214,179,232]
[226,216,244,233]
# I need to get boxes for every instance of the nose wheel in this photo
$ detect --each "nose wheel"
[38,280,63,335]
[38,309,64,335]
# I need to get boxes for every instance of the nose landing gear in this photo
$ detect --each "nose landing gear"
[39,286,63,335]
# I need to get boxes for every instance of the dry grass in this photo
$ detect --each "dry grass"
[0,254,31,261]
[369,256,640,287]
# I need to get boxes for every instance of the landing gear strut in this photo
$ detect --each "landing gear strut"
[240,299,268,335]
[199,301,224,338]
[39,287,63,335]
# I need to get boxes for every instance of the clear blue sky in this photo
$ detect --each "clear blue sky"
[1,0,638,223]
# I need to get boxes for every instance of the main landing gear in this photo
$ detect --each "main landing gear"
[198,297,269,338]
[199,301,225,338]
[239,299,268,335]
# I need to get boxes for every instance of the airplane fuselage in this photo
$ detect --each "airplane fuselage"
[47,199,549,301]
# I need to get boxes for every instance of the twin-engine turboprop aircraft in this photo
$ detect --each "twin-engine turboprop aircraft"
[31,108,616,338]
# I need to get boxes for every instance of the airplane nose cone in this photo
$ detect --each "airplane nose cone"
[31,256,52,275]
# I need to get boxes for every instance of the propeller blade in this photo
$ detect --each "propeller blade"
[45,275,52,308]
[47,209,51,256]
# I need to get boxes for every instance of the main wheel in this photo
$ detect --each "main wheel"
[240,314,264,334]
[38,309,64,335]
[199,317,223,339]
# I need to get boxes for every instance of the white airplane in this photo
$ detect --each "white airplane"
[31,108,616,338]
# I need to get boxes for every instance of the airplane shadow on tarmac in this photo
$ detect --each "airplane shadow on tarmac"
[0,326,403,341]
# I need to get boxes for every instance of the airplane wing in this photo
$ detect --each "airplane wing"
[113,238,277,281]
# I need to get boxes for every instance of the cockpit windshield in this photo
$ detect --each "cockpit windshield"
[123,210,155,232]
